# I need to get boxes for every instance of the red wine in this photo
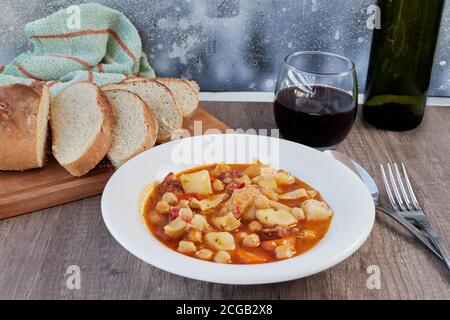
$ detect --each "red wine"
[274,86,357,148]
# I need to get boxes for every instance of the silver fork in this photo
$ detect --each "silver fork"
[380,163,450,270]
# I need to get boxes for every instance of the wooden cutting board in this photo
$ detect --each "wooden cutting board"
[0,108,230,220]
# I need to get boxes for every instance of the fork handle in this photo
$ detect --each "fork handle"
[376,206,445,262]
[422,226,450,270]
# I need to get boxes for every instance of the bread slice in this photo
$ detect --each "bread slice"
[155,78,199,119]
[103,89,158,168]
[50,82,114,176]
[186,80,200,95]
[0,82,50,170]
[102,80,182,143]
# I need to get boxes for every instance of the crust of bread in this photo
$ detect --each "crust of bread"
[51,82,115,176]
[0,82,50,170]
[186,80,200,94]
[154,77,199,119]
[102,79,182,143]
[103,89,158,167]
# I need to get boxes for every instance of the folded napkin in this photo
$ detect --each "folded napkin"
[0,3,155,95]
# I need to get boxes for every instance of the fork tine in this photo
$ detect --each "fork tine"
[394,163,413,211]
[401,163,422,211]
[380,164,400,211]
[387,163,407,211]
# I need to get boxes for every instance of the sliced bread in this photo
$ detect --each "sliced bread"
[50,82,114,176]
[0,82,50,170]
[103,89,158,168]
[102,79,183,143]
[186,80,200,95]
[155,78,199,119]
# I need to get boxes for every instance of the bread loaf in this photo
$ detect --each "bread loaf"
[0,82,50,170]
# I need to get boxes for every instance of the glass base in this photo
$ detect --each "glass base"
[315,145,338,152]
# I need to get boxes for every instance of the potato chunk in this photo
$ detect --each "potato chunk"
[164,217,187,238]
[268,200,292,212]
[177,241,197,253]
[195,249,213,260]
[291,207,306,221]
[211,213,241,231]
[257,175,279,200]
[242,163,261,178]
[138,182,157,216]
[278,189,308,200]
[204,232,236,251]
[275,245,296,259]
[256,208,297,227]
[190,194,228,212]
[180,170,213,195]
[301,199,333,221]
[307,190,318,199]
[212,179,225,192]
[214,250,231,264]
[210,163,231,177]
[275,171,295,186]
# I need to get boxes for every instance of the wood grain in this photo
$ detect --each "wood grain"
[0,101,449,300]
[0,107,229,219]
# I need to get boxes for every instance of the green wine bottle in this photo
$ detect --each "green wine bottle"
[363,0,444,131]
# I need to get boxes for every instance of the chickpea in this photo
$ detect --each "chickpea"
[178,199,190,208]
[187,229,203,243]
[237,232,248,243]
[212,179,225,192]
[195,248,213,260]
[248,221,263,232]
[190,214,208,232]
[242,206,256,220]
[179,207,194,222]
[162,192,178,205]
[275,245,296,260]
[148,212,162,224]
[255,194,270,209]
[155,200,170,214]
[300,229,317,241]
[242,234,261,248]
[177,241,197,253]
[189,198,202,209]
[291,207,305,221]
[214,250,231,264]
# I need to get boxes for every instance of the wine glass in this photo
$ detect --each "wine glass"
[273,51,358,150]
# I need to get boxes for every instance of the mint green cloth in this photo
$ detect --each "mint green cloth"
[0,3,155,95]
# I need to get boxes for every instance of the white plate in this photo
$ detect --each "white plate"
[101,134,375,285]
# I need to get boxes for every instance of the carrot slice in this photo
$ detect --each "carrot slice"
[235,248,269,264]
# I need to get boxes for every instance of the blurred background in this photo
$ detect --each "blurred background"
[0,0,449,95]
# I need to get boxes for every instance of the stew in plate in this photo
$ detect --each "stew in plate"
[140,162,333,264]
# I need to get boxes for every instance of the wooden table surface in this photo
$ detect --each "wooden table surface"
[0,101,449,300]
